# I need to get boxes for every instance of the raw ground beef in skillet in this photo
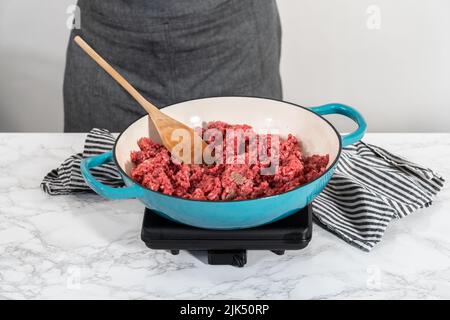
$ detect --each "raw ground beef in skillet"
[130,122,329,201]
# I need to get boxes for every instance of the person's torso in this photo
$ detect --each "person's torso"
[80,0,232,19]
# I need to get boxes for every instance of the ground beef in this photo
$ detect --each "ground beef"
[130,122,329,201]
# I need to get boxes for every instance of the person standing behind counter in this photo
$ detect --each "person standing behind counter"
[63,0,283,132]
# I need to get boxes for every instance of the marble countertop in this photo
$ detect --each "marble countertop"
[0,133,449,299]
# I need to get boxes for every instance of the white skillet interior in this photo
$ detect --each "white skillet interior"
[115,97,341,176]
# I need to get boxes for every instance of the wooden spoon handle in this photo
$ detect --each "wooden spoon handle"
[74,36,158,115]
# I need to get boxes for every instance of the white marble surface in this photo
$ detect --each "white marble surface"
[0,133,449,300]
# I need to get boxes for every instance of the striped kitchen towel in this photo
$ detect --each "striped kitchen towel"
[41,129,123,194]
[41,128,445,252]
[313,143,444,251]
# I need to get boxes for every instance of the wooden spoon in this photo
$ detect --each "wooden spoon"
[74,36,207,164]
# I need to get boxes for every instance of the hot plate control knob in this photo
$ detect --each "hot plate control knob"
[208,250,247,267]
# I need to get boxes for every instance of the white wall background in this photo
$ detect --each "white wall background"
[0,0,449,132]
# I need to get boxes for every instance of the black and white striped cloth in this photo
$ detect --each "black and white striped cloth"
[41,128,445,252]
[313,143,444,251]
[41,129,122,194]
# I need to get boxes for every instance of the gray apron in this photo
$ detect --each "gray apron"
[64,0,282,132]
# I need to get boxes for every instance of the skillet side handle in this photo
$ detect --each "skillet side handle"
[80,151,142,200]
[310,103,367,147]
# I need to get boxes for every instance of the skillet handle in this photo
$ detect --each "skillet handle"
[310,103,367,147]
[80,151,142,200]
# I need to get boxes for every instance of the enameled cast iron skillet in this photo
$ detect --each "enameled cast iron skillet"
[81,96,366,229]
